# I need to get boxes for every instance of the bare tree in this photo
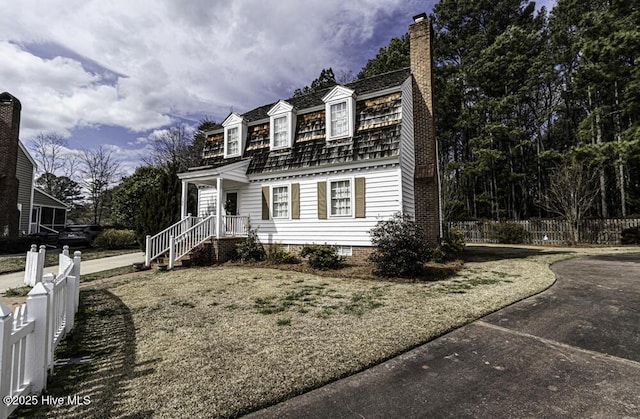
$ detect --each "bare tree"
[538,160,600,245]
[80,145,121,225]
[61,150,82,179]
[144,124,199,172]
[30,132,69,192]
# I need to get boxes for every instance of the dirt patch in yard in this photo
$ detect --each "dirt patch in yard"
[12,244,640,418]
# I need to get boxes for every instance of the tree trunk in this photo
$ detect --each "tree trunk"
[589,87,607,217]
[615,80,627,217]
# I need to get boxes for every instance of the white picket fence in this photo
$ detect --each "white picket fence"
[0,246,81,419]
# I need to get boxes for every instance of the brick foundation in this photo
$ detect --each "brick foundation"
[213,237,244,263]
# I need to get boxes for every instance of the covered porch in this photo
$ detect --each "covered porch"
[145,161,251,268]
[178,159,252,236]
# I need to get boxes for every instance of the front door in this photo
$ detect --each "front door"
[225,192,238,216]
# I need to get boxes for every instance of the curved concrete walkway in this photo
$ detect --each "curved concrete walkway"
[247,253,640,418]
[0,251,144,292]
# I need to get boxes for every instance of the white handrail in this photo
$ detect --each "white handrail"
[145,215,203,266]
[168,215,216,269]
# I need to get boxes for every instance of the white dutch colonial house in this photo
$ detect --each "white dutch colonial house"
[146,14,441,267]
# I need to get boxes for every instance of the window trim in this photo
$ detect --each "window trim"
[327,177,354,218]
[271,115,290,149]
[268,100,296,150]
[271,184,291,220]
[322,85,356,141]
[222,112,246,158]
[336,245,353,257]
[224,126,241,158]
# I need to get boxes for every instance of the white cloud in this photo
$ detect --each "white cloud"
[0,0,413,142]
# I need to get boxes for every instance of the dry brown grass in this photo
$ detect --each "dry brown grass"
[17,244,640,418]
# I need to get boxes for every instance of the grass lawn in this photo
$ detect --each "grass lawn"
[0,247,140,275]
[13,244,640,418]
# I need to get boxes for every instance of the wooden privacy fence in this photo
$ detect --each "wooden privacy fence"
[0,246,81,419]
[449,218,640,245]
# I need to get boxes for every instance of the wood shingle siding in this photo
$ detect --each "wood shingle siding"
[199,69,410,176]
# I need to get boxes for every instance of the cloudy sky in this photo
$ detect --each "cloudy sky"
[1,0,554,175]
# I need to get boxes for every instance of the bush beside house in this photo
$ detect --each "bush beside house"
[93,229,137,249]
[300,244,345,270]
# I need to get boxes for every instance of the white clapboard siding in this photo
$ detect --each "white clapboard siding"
[399,76,415,218]
[240,165,403,247]
[197,188,217,217]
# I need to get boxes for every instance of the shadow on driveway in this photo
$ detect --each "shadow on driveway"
[462,245,572,262]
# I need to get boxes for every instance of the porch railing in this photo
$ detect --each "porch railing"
[145,214,203,267]
[168,215,216,269]
[223,215,250,237]
[146,214,250,269]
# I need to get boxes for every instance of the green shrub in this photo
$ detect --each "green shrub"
[0,237,35,254]
[368,214,430,277]
[300,244,345,270]
[265,244,299,264]
[93,229,137,249]
[439,227,465,260]
[621,226,640,244]
[236,228,265,262]
[490,222,526,244]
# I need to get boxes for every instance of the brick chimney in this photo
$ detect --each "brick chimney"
[0,92,22,237]
[409,13,441,245]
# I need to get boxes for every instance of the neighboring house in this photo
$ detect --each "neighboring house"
[16,140,36,235]
[31,188,69,235]
[148,14,440,266]
[0,92,68,238]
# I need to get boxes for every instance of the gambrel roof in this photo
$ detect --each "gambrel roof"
[198,67,411,175]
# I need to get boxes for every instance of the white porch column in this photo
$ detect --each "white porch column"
[180,180,188,219]
[216,177,222,238]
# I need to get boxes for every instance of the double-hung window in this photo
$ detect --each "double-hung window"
[268,100,296,150]
[322,85,355,141]
[227,127,239,156]
[272,186,289,219]
[273,116,288,148]
[222,113,245,158]
[330,102,348,138]
[330,179,351,216]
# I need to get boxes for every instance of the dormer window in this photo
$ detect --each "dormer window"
[222,112,246,158]
[273,116,288,148]
[322,86,356,141]
[330,102,348,137]
[268,100,296,150]
[227,127,240,155]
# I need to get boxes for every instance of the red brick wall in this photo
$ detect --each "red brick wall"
[409,17,441,246]
[214,237,243,263]
[0,93,21,237]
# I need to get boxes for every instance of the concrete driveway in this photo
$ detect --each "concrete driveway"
[247,254,640,418]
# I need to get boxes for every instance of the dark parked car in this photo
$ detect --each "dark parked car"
[58,225,104,248]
